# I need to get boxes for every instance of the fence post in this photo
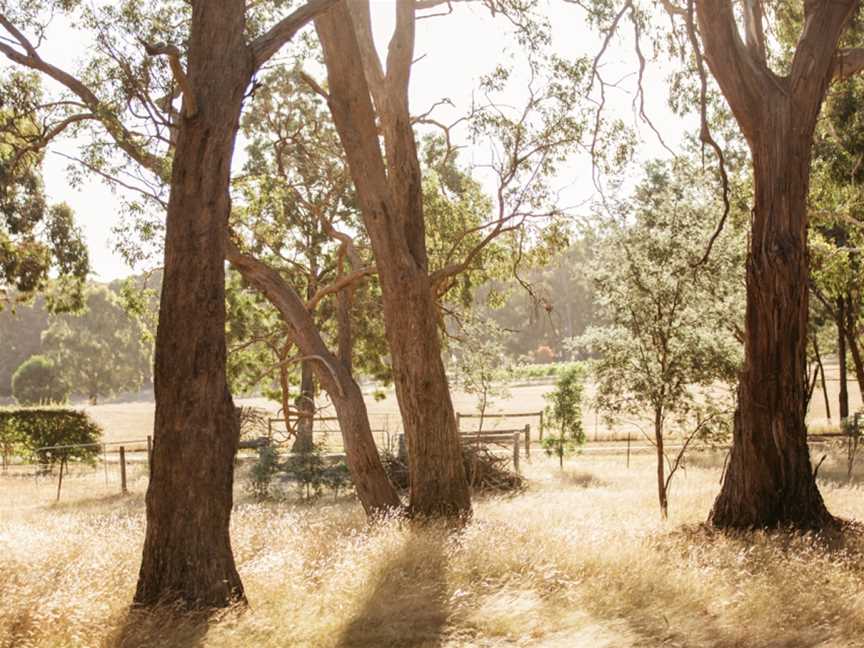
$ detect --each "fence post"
[456,412,462,434]
[119,446,128,495]
[539,410,544,441]
[626,433,631,469]
[524,424,530,459]
[513,432,520,474]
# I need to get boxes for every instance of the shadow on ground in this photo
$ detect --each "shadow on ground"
[335,530,450,648]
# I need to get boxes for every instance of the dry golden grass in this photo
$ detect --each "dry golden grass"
[3,453,864,647]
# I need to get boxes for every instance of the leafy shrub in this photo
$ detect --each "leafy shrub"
[247,445,280,499]
[245,442,353,501]
[0,407,102,469]
[11,355,69,405]
[0,416,23,471]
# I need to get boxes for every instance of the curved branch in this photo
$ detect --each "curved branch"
[306,265,377,311]
[251,0,339,70]
[226,238,346,397]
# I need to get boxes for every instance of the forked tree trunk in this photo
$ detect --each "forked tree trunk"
[315,4,470,518]
[709,107,833,529]
[134,0,252,608]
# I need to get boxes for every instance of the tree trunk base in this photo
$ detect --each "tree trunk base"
[709,412,836,531]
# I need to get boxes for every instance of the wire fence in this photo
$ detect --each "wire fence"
[1,439,151,503]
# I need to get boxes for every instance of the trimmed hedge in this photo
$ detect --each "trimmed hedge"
[0,407,102,467]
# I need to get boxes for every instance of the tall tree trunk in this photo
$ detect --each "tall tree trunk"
[226,242,402,514]
[315,4,471,518]
[134,0,251,609]
[380,269,471,517]
[709,108,833,530]
[838,296,850,420]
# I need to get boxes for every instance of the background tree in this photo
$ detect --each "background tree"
[541,364,586,469]
[807,70,864,414]
[576,160,743,519]
[42,286,151,404]
[0,295,47,397]
[11,354,68,405]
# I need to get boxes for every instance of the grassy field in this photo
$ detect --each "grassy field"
[3,452,864,647]
[84,360,861,446]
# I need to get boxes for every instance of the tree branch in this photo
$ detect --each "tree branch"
[140,40,197,118]
[306,266,376,311]
[251,0,340,70]
[226,237,346,397]
[0,13,168,179]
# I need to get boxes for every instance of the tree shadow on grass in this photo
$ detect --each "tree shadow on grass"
[106,604,225,648]
[335,530,450,648]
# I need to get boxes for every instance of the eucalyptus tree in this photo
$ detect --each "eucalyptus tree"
[0,0,336,608]
[582,0,864,529]
[227,66,401,512]
[313,1,586,517]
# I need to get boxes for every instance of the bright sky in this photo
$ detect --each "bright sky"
[20,1,686,282]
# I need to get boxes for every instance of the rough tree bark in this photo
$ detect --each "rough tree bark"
[227,241,402,514]
[134,0,336,608]
[134,0,252,608]
[314,1,471,518]
[693,0,864,529]
[0,0,337,609]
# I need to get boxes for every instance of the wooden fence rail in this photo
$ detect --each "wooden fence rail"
[457,411,544,440]
[459,424,531,458]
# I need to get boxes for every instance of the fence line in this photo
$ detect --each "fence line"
[457,411,545,440]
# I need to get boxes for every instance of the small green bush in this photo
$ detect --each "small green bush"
[543,365,586,468]
[11,355,69,405]
[245,442,352,501]
[247,445,280,499]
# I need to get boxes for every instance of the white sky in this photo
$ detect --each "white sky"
[19,1,687,281]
